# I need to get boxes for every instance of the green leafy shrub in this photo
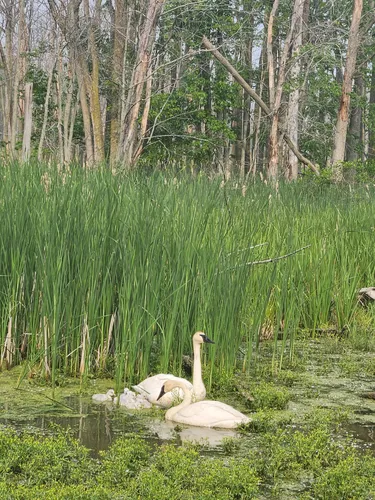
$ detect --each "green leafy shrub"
[312,454,375,499]
[98,435,151,486]
[0,429,93,486]
[248,381,291,410]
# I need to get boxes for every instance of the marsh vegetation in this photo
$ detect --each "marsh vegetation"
[1,165,375,387]
[1,165,375,498]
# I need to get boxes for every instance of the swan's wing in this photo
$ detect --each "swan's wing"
[133,374,192,395]
[132,374,192,407]
[175,400,250,428]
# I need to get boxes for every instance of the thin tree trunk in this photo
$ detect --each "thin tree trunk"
[267,0,301,179]
[368,57,375,159]
[346,74,364,161]
[84,0,104,163]
[63,68,75,164]
[38,57,56,161]
[108,0,127,167]
[287,0,305,180]
[119,0,165,167]
[11,0,27,156]
[331,0,363,180]
[22,82,33,162]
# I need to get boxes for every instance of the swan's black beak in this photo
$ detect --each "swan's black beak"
[157,385,166,401]
[200,334,215,344]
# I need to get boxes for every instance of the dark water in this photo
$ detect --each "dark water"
[0,396,239,455]
[1,395,374,456]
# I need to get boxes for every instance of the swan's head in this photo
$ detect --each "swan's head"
[107,389,115,397]
[157,379,186,401]
[193,331,215,345]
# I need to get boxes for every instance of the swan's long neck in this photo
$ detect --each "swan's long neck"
[192,341,205,399]
[165,381,193,420]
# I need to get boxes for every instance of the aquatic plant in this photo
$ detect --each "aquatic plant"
[1,163,375,387]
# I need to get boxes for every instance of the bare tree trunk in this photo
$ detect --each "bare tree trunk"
[331,0,363,180]
[346,74,364,161]
[119,0,165,168]
[108,0,128,168]
[63,66,76,164]
[84,0,104,163]
[77,67,94,166]
[38,54,56,161]
[133,65,153,162]
[369,60,375,160]
[287,0,305,180]
[267,0,301,179]
[22,82,33,162]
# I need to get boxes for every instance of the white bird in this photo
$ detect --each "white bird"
[132,331,214,408]
[157,379,251,429]
[92,389,115,403]
[114,388,152,409]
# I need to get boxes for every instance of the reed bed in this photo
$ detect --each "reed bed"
[0,163,374,388]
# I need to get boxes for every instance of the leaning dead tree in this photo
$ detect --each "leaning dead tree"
[202,36,320,178]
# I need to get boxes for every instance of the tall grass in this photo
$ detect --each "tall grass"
[0,163,374,388]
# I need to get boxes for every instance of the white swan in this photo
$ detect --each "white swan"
[132,331,214,408]
[114,388,152,409]
[92,389,115,403]
[157,379,251,429]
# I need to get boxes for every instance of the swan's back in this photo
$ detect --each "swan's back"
[132,374,193,407]
[168,400,250,429]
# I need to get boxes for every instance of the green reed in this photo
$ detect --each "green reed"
[0,163,374,388]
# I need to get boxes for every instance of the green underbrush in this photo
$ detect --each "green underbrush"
[1,415,374,500]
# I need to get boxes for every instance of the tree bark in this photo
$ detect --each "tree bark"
[22,82,33,162]
[369,60,375,160]
[346,74,364,161]
[287,0,305,180]
[267,0,301,179]
[331,0,363,180]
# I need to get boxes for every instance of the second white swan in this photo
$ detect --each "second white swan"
[132,331,214,407]
[157,379,251,429]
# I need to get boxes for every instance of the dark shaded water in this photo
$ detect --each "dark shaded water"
[0,396,239,455]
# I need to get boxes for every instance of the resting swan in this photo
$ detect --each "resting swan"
[157,379,251,429]
[132,331,214,408]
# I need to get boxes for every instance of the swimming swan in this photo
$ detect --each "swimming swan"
[132,331,214,408]
[92,389,115,403]
[157,379,251,429]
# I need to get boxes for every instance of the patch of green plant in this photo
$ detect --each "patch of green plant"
[0,482,115,500]
[0,429,260,500]
[259,424,375,495]
[129,443,259,500]
[311,454,375,499]
[0,428,95,486]
[221,436,241,454]
[98,435,151,486]
[302,407,351,431]
[243,408,293,434]
[248,381,291,410]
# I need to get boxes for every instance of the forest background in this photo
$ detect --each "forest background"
[0,0,373,181]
